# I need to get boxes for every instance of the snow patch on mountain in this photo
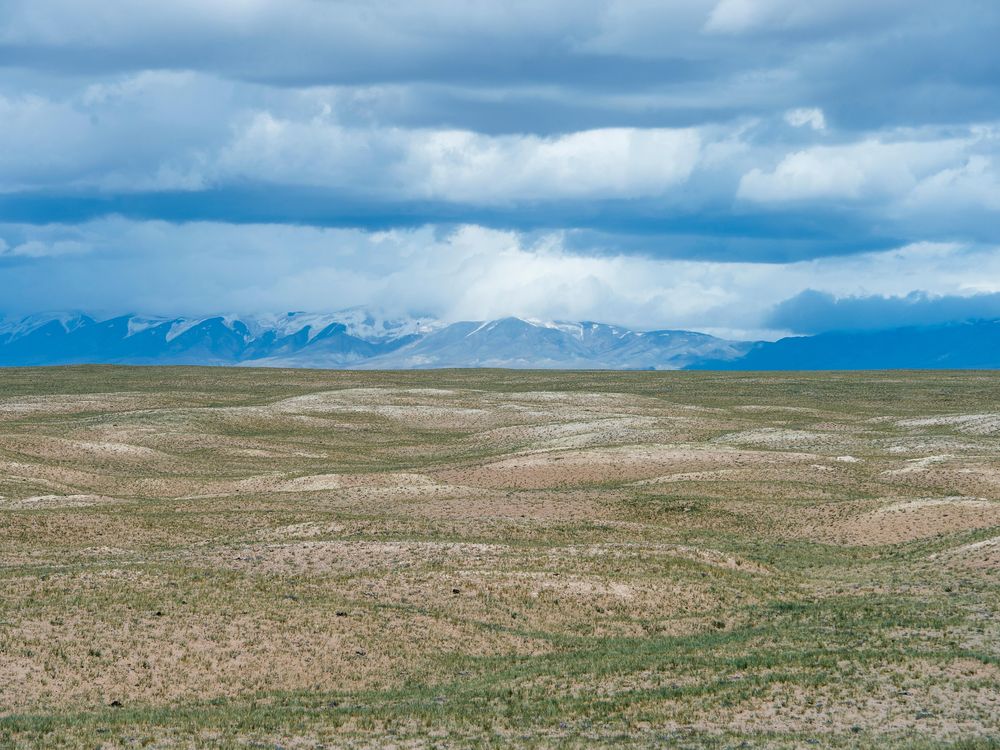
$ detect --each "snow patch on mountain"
[0,309,751,369]
[165,318,201,342]
[125,316,172,337]
[0,311,94,341]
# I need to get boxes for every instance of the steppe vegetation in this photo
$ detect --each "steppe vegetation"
[0,367,998,748]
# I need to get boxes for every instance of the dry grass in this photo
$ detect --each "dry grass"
[0,367,998,749]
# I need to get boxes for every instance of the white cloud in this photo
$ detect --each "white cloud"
[214,111,386,190]
[737,138,966,203]
[0,238,90,257]
[215,115,702,201]
[784,107,825,131]
[0,72,705,201]
[706,0,783,33]
[401,127,701,202]
[906,155,1000,213]
[2,218,999,340]
[0,73,232,193]
[704,0,909,35]
[1,69,996,247]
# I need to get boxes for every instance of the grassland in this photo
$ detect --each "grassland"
[0,366,998,749]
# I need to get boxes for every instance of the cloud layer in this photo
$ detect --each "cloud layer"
[4,220,1000,339]
[1,1,999,332]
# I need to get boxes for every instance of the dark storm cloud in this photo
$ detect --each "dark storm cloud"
[2,1,997,123]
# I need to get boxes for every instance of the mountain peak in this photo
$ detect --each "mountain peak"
[8,309,993,370]
[0,310,747,369]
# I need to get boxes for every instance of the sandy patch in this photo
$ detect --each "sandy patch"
[0,435,171,464]
[267,390,490,428]
[877,497,993,513]
[629,469,739,485]
[437,444,815,490]
[257,521,348,540]
[276,473,344,491]
[932,535,1000,570]
[559,542,772,576]
[2,493,120,509]
[714,428,854,451]
[474,416,662,452]
[203,540,509,575]
[400,489,603,522]
[882,454,955,476]
[897,413,1000,435]
[799,497,1000,546]
[0,393,154,420]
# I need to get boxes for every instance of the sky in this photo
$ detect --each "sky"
[1,0,1000,339]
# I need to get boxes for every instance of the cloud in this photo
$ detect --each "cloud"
[0,73,231,193]
[784,107,825,131]
[2,1,995,126]
[0,77,705,203]
[737,137,969,203]
[2,219,1000,340]
[216,115,702,202]
[1,2,1000,322]
[0,219,746,327]
[0,239,89,258]
[2,70,998,258]
[767,289,1000,333]
[399,127,701,202]
[0,1,615,85]
[906,154,1000,213]
[704,0,911,35]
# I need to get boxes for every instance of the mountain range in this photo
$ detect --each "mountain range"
[0,311,998,370]
[0,311,749,370]
[690,318,1000,370]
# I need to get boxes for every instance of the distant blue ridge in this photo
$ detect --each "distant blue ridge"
[688,319,1000,370]
[1,311,997,370]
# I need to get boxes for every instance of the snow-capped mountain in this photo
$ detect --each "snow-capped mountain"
[4,311,999,369]
[350,318,748,370]
[0,311,749,369]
